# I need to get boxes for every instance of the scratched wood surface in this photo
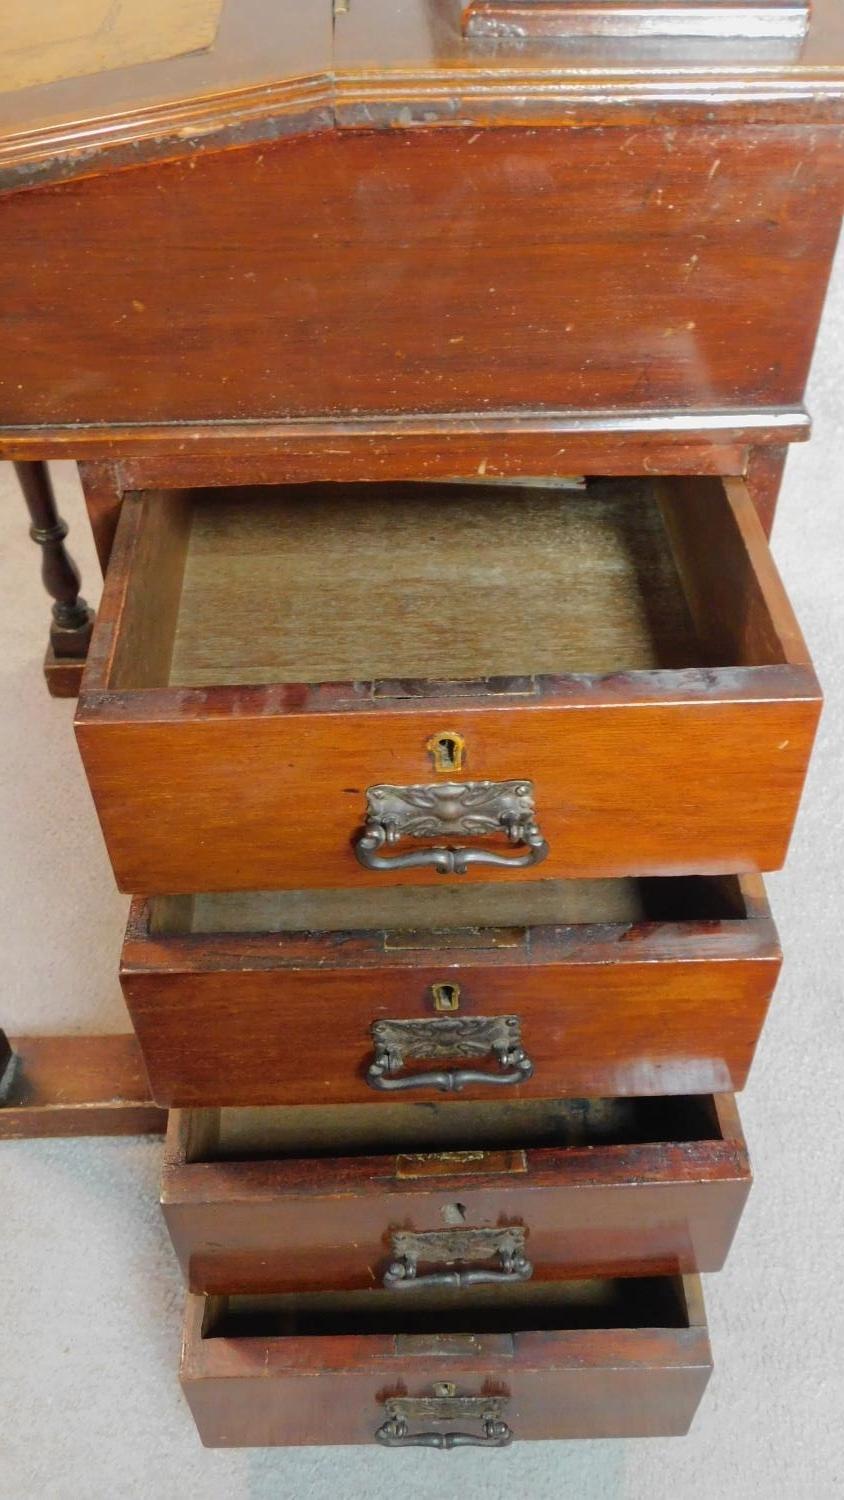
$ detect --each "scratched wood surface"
[2,0,844,197]
[121,875,779,1106]
[162,1095,750,1293]
[76,475,820,894]
[3,126,842,435]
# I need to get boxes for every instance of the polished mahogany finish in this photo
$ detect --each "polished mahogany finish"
[1,126,841,441]
[0,1032,165,1139]
[462,0,809,40]
[2,1,844,474]
[162,1094,750,1294]
[76,475,819,896]
[1,0,839,1453]
[122,876,779,1106]
[181,1275,711,1446]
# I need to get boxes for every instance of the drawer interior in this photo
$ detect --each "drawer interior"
[152,873,749,936]
[200,1277,692,1339]
[185,1093,727,1163]
[108,476,790,692]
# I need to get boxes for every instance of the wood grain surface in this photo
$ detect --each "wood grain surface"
[462,0,808,40]
[121,875,779,1105]
[168,481,704,686]
[0,1032,165,1138]
[180,1275,711,1445]
[162,1094,750,1293]
[76,476,820,894]
[3,0,844,198]
[2,126,842,436]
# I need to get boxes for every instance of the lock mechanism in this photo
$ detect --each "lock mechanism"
[427,730,466,774]
[432,982,461,1013]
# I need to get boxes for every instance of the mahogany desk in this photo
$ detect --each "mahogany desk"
[0,0,841,1450]
[2,0,840,1102]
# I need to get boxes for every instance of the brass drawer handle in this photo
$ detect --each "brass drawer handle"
[353,780,549,875]
[384,1226,532,1290]
[376,1390,513,1449]
[366,1016,534,1093]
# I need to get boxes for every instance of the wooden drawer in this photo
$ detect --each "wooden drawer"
[122,875,779,1106]
[163,1094,750,1295]
[180,1275,711,1446]
[76,475,819,895]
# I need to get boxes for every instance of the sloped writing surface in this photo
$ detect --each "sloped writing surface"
[0,0,224,94]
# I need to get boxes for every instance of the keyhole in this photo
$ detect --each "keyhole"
[427,730,466,774]
[432,982,461,1013]
[442,1202,468,1226]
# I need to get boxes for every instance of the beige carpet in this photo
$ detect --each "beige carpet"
[1,261,843,1495]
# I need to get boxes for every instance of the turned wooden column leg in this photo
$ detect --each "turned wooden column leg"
[14,460,94,697]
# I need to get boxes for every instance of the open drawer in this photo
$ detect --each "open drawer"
[123,875,779,1106]
[181,1275,711,1446]
[76,475,820,895]
[163,1094,750,1295]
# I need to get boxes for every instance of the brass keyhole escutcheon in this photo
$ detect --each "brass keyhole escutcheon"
[432,982,461,1013]
[427,730,466,774]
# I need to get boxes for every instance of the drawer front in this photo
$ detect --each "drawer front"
[181,1278,711,1446]
[4,125,842,429]
[80,694,818,895]
[162,1097,750,1295]
[122,880,779,1107]
[125,959,774,1107]
[76,474,819,896]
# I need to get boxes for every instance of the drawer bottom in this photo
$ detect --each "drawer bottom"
[181,1275,711,1447]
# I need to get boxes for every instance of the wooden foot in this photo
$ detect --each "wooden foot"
[43,641,88,698]
[0,1031,166,1139]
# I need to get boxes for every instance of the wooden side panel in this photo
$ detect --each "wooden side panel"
[2,124,843,428]
[744,445,788,537]
[78,461,126,573]
[122,951,778,1105]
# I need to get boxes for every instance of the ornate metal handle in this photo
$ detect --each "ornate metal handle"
[366,1015,534,1093]
[353,780,549,874]
[384,1226,532,1290]
[376,1390,513,1449]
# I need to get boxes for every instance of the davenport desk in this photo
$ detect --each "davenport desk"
[0,0,841,1452]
